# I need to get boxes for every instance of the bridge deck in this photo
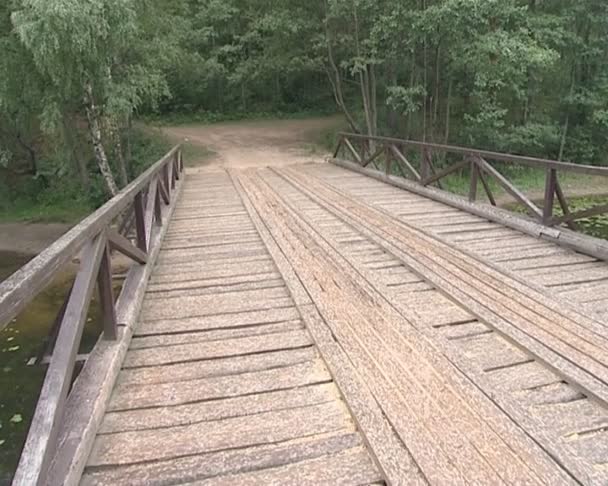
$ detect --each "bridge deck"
[81,163,608,485]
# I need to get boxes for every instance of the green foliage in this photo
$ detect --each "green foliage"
[0,128,171,224]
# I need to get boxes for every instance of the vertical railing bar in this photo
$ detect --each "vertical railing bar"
[555,177,578,231]
[543,168,557,225]
[133,192,147,254]
[469,160,479,202]
[163,163,171,198]
[97,238,117,341]
[144,179,158,250]
[154,181,163,226]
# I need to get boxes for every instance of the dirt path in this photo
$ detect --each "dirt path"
[162,115,344,170]
[0,116,345,257]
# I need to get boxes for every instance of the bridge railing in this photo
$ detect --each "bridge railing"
[333,133,608,231]
[0,145,184,485]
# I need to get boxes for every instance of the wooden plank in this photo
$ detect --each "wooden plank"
[13,234,107,485]
[231,170,426,484]
[88,401,350,466]
[110,360,331,411]
[140,287,292,321]
[240,170,547,484]
[192,447,381,486]
[136,306,300,335]
[81,432,363,486]
[118,346,317,387]
[265,167,584,483]
[123,330,313,368]
[287,167,608,405]
[100,382,337,433]
[130,320,302,349]
[146,271,280,294]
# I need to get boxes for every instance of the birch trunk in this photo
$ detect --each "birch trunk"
[84,82,119,197]
[108,118,129,187]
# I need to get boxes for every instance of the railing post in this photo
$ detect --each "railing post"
[420,148,430,181]
[97,240,117,340]
[543,168,557,225]
[469,160,479,202]
[170,154,177,189]
[385,145,392,176]
[134,192,147,254]
[154,182,163,226]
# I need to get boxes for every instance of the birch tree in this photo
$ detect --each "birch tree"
[12,0,169,196]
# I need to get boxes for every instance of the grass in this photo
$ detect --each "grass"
[0,196,92,224]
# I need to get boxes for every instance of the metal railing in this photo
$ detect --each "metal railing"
[334,133,608,230]
[0,145,184,485]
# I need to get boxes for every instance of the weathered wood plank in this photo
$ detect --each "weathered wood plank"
[130,320,303,349]
[88,401,350,466]
[81,432,363,486]
[140,287,292,321]
[192,447,382,486]
[100,382,337,433]
[123,329,313,368]
[120,346,317,388]
[136,306,300,335]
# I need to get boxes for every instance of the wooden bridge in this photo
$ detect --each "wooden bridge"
[2,135,608,485]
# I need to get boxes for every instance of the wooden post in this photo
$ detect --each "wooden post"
[420,148,430,181]
[154,183,163,226]
[469,161,479,202]
[133,192,147,253]
[174,151,181,180]
[97,241,117,340]
[163,163,171,197]
[385,146,392,176]
[543,168,557,225]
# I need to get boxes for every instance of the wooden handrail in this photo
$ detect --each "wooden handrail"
[4,145,184,486]
[334,133,608,232]
[338,132,608,176]
[0,145,180,329]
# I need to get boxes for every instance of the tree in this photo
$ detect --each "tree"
[12,0,170,196]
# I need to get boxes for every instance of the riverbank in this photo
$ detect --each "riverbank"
[0,223,72,255]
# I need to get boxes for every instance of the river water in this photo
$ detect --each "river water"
[0,252,103,484]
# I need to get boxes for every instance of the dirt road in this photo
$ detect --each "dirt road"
[162,116,344,169]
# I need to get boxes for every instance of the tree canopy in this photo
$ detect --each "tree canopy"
[1,0,607,212]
